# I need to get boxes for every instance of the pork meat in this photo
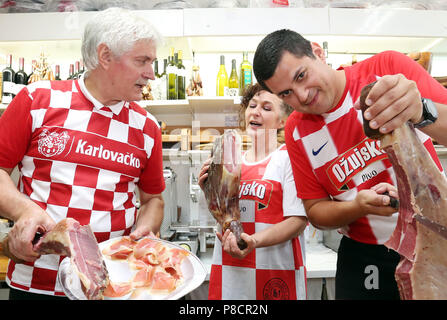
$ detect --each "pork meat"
[35,218,109,300]
[360,83,447,299]
[203,129,247,250]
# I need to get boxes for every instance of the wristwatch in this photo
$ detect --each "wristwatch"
[414,98,438,129]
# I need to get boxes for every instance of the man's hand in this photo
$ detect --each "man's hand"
[354,74,423,134]
[355,182,399,217]
[6,210,55,262]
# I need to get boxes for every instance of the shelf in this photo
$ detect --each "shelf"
[141,96,240,114]
[188,96,240,114]
[2,8,447,57]
[141,99,191,114]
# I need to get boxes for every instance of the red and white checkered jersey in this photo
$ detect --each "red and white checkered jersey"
[0,77,165,296]
[208,145,307,300]
[285,50,447,245]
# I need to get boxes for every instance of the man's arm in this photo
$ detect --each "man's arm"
[130,189,164,240]
[303,183,398,230]
[0,167,55,261]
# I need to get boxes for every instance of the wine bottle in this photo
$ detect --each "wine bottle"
[177,50,186,100]
[239,52,253,95]
[55,65,61,80]
[1,54,16,104]
[67,64,74,80]
[152,59,161,100]
[74,61,80,79]
[27,60,37,84]
[160,58,167,100]
[216,55,228,97]
[14,57,28,92]
[78,60,85,78]
[167,47,177,100]
[228,59,239,96]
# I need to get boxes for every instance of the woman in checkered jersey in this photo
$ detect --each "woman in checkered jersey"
[0,8,165,299]
[198,84,308,300]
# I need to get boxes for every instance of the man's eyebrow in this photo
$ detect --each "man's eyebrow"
[276,67,303,96]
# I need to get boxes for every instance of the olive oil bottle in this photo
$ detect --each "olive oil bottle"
[239,52,253,95]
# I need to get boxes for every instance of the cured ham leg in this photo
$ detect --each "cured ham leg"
[35,218,109,300]
[203,129,247,250]
[360,83,447,299]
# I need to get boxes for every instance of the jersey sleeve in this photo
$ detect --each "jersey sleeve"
[0,87,33,168]
[285,113,330,199]
[281,150,306,217]
[137,119,165,195]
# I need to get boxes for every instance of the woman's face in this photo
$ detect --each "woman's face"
[244,90,285,138]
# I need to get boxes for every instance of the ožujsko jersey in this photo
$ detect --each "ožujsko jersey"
[0,76,165,295]
[285,51,447,245]
[208,145,307,300]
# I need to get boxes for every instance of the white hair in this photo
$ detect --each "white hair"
[81,7,163,71]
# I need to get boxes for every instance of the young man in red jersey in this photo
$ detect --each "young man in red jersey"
[253,29,447,299]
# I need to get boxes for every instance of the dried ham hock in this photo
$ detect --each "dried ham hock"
[35,218,109,300]
[203,129,247,250]
[361,82,447,299]
[2,218,109,300]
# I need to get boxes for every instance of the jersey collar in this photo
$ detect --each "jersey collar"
[77,72,125,115]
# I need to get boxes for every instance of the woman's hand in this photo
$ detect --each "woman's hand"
[216,229,256,259]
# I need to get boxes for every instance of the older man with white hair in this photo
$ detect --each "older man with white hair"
[0,7,165,300]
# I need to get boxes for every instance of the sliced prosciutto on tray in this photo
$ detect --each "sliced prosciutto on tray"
[101,236,190,298]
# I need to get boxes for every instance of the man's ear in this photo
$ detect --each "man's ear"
[97,43,113,69]
[311,42,326,62]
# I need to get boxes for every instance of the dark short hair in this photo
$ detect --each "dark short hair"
[253,29,314,91]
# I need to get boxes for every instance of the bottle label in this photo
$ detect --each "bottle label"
[243,70,252,86]
[228,88,238,96]
[2,81,15,94]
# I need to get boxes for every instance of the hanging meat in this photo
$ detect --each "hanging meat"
[360,82,447,299]
[203,129,247,250]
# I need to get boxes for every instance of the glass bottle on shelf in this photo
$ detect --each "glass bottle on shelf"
[74,61,81,79]
[228,59,239,96]
[167,47,177,100]
[54,65,61,80]
[160,58,167,100]
[239,52,253,95]
[216,55,228,97]
[177,50,186,100]
[14,57,28,91]
[1,54,16,104]
[187,51,203,97]
[67,64,74,80]
[27,60,37,84]
[152,59,162,100]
